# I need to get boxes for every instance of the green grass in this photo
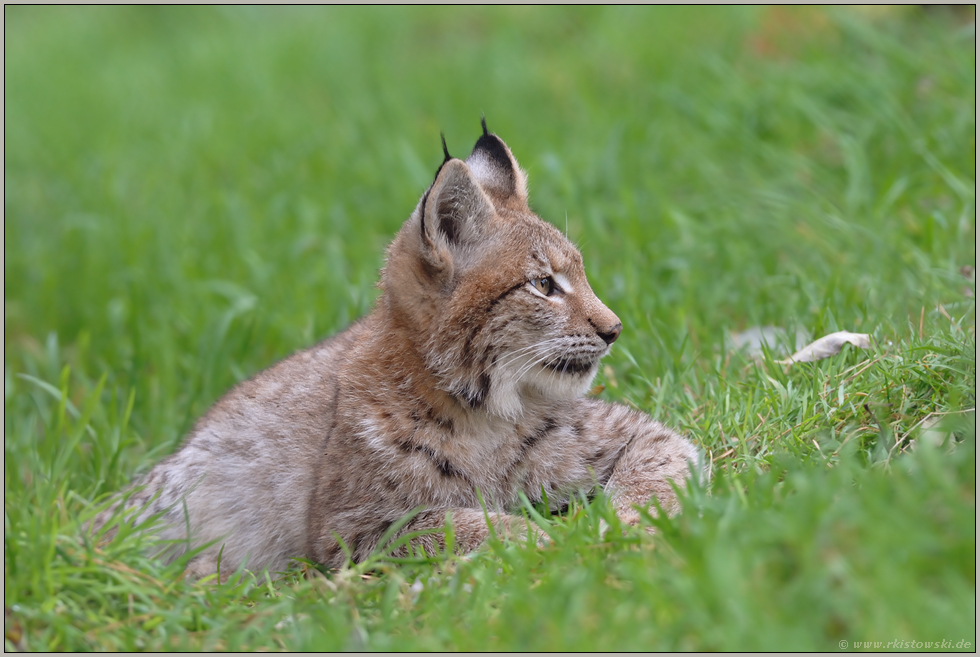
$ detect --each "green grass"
[5,6,975,651]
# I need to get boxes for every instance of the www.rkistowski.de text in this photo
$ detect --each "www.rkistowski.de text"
[840,639,972,650]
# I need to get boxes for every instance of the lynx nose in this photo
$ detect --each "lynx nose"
[597,322,622,345]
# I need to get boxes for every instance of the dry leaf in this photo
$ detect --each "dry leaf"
[775,331,872,365]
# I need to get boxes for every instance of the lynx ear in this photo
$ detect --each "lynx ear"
[418,158,495,275]
[465,118,528,202]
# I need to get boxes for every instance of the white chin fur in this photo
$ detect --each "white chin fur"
[525,363,597,400]
[486,359,597,421]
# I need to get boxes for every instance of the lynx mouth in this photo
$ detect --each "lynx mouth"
[542,357,598,376]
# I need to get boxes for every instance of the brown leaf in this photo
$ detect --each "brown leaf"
[5,606,24,650]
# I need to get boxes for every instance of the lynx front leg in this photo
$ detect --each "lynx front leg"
[606,425,700,525]
[579,401,702,526]
[394,508,545,558]
[310,507,545,567]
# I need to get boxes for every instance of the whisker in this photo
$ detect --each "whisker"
[512,343,564,381]
[485,337,567,375]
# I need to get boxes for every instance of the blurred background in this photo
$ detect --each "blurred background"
[4,5,975,454]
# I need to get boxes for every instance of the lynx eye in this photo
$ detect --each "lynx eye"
[531,276,556,296]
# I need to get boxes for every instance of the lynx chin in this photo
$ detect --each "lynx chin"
[95,119,702,579]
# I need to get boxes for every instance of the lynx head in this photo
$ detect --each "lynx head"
[382,120,622,421]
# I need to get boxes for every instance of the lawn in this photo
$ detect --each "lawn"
[4,6,976,651]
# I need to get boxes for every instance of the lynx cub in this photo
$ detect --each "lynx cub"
[98,121,700,577]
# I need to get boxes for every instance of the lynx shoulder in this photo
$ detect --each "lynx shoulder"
[96,120,701,578]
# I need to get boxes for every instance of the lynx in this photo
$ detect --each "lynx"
[96,120,700,578]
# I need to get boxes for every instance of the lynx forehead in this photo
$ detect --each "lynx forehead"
[95,119,700,578]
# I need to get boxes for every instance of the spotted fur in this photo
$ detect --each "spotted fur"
[95,123,701,578]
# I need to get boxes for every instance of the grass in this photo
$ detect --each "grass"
[4,5,976,651]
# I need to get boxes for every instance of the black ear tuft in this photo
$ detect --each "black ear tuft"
[441,133,451,163]
[481,115,489,137]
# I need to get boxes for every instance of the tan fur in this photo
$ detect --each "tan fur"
[95,122,701,577]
